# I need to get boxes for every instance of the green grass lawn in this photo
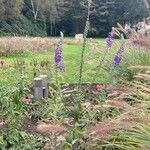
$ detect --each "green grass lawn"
[0,40,109,88]
[0,38,150,90]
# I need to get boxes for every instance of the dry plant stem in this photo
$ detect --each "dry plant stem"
[78,37,87,89]
[78,0,91,93]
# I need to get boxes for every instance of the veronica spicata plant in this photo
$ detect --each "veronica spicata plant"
[106,32,114,48]
[108,34,125,83]
[55,31,64,72]
[113,34,125,67]
[54,32,65,102]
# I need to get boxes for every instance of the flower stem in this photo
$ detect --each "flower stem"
[78,0,91,92]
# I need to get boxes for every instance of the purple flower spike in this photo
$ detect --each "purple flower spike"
[117,44,125,55]
[114,55,122,65]
[106,33,114,48]
[54,32,65,72]
[113,43,125,66]
[55,41,63,64]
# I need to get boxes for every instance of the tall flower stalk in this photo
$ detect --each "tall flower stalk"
[55,32,64,73]
[54,32,64,101]
[108,34,125,83]
[78,0,91,90]
[107,32,114,48]
[70,0,92,143]
[113,34,125,67]
[113,43,125,67]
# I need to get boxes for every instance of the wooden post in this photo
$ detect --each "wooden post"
[39,75,48,98]
[33,77,43,100]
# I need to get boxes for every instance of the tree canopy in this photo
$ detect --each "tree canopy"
[0,0,149,37]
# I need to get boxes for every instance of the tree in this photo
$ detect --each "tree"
[0,0,149,36]
[40,0,65,35]
[143,0,150,15]
[3,0,22,23]
[63,0,88,34]
[30,0,40,20]
[89,0,116,36]
[0,0,5,21]
[114,0,149,24]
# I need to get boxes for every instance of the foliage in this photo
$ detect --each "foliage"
[0,0,150,149]
[0,29,150,150]
[0,130,44,150]
[0,0,149,36]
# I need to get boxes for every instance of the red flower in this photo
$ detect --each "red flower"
[23,96,32,104]
[96,83,103,92]
[0,61,4,66]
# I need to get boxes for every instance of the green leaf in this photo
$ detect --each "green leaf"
[101,89,107,99]
[0,136,5,145]
[20,131,27,138]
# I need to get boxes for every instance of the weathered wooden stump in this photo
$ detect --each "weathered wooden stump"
[33,77,43,100]
[33,75,49,100]
[39,75,48,98]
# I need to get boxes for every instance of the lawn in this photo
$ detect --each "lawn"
[1,37,149,86]
[0,38,112,87]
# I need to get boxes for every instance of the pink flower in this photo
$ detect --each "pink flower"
[23,96,32,104]
[0,121,5,126]
[0,61,4,66]
[96,83,103,92]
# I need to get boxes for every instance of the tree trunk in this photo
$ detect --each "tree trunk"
[30,0,39,20]
[143,0,150,15]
